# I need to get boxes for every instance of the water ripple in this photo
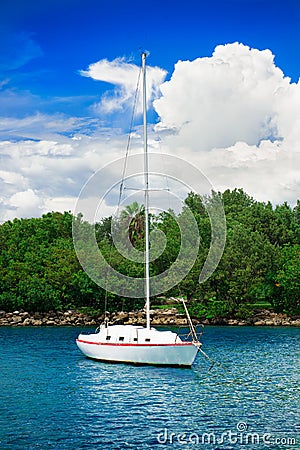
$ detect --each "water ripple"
[0,326,299,449]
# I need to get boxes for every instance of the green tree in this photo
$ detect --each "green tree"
[274,245,300,314]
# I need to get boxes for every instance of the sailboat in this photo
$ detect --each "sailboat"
[76,52,202,367]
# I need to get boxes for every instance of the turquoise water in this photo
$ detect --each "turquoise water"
[0,326,299,449]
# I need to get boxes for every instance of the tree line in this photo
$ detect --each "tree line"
[0,189,299,318]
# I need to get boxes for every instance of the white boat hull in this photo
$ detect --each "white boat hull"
[76,338,198,367]
[76,325,199,367]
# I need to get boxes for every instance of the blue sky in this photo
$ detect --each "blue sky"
[0,0,300,221]
[2,0,300,116]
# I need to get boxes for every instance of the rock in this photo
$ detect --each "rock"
[201,319,210,325]
[0,305,298,328]
[86,320,96,326]
[23,318,31,326]
[151,319,160,325]
[228,319,239,325]
[281,320,291,326]
[164,308,178,315]
[75,320,84,325]
[177,318,187,325]
[32,320,42,326]
[265,320,275,326]
[12,316,22,324]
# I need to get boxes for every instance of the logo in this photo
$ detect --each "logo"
[72,153,226,297]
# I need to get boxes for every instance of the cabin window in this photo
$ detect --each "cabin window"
[106,336,111,340]
[145,338,151,342]
[119,337,124,342]
[133,338,138,342]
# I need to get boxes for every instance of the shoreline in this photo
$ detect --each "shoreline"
[0,308,299,327]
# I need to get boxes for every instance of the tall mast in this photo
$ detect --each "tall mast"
[142,52,150,330]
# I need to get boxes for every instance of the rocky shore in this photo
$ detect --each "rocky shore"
[0,308,299,327]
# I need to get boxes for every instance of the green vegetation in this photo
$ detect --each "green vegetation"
[0,189,299,318]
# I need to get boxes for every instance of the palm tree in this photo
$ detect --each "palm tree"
[120,201,145,246]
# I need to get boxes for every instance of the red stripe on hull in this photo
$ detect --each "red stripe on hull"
[76,339,194,347]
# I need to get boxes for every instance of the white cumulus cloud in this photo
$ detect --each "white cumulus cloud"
[155,43,295,149]
[81,56,167,114]
[6,188,43,220]
[0,43,300,222]
[154,42,300,205]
